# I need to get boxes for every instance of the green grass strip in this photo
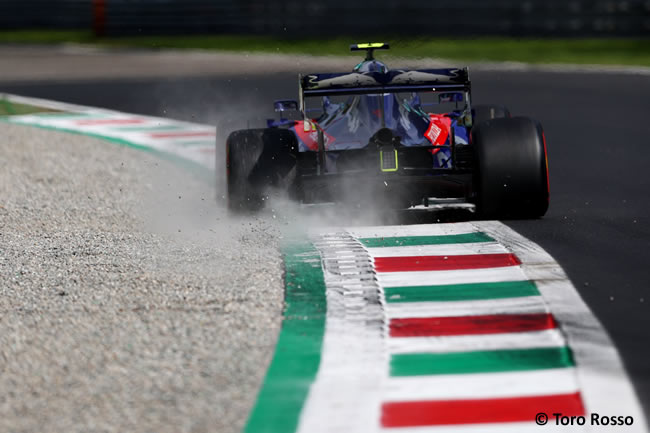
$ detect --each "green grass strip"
[0,99,58,116]
[2,31,649,67]
[391,347,575,376]
[359,232,493,248]
[0,29,95,44]
[244,240,326,433]
[385,280,539,303]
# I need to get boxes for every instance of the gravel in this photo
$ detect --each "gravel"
[0,122,285,433]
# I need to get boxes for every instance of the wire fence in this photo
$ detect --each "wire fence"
[1,0,649,37]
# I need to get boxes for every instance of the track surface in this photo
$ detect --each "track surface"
[3,66,649,417]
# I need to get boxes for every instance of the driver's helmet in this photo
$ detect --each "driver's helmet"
[353,60,388,74]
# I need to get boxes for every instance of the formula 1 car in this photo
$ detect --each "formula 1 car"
[224,43,549,218]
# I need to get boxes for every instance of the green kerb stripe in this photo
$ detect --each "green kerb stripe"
[244,241,326,433]
[359,232,494,247]
[391,347,575,376]
[385,280,539,303]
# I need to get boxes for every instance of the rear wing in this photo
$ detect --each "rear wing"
[297,67,474,131]
[300,68,470,97]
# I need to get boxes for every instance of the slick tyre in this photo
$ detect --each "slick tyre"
[472,104,510,127]
[226,128,297,212]
[226,129,266,212]
[472,117,549,219]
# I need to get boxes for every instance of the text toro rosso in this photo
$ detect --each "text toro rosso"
[224,43,549,218]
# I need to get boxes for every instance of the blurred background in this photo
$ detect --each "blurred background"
[0,0,649,37]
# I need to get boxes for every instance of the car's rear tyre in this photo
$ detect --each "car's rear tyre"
[472,104,510,127]
[472,117,549,219]
[226,128,296,212]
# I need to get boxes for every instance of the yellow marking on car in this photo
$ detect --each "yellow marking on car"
[380,148,399,172]
[357,43,386,49]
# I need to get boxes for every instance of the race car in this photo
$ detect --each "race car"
[224,43,549,218]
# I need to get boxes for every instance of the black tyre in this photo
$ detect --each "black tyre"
[472,104,510,127]
[226,128,297,212]
[472,117,549,219]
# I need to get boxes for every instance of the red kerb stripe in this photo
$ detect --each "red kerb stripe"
[374,253,520,272]
[149,131,215,139]
[76,118,145,125]
[390,313,557,337]
[382,392,585,427]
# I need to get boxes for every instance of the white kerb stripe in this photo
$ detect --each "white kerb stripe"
[388,328,566,354]
[376,266,527,288]
[384,368,580,402]
[385,295,548,319]
[366,242,508,258]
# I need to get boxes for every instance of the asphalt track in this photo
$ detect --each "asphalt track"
[3,68,650,417]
